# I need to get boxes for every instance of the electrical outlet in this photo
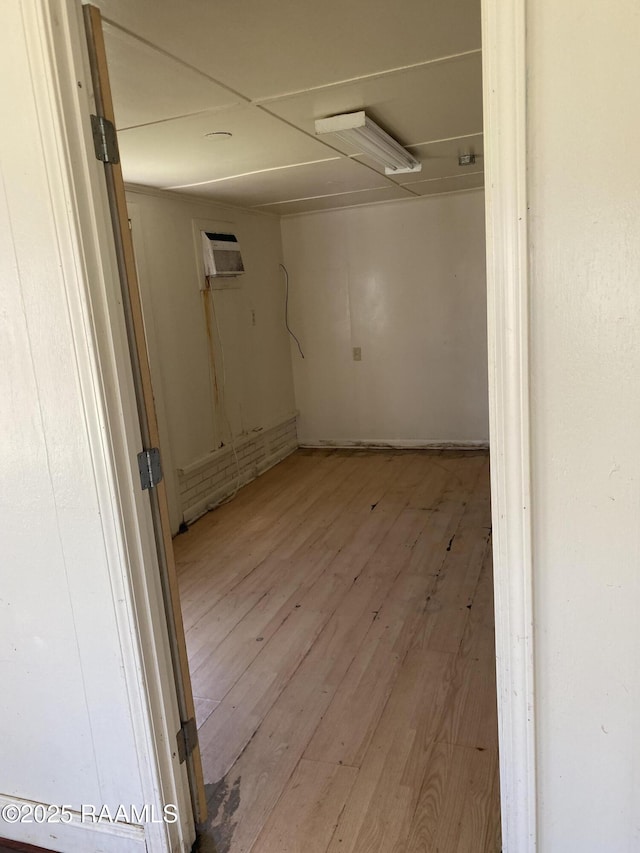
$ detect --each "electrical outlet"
[353,347,362,361]
[251,309,256,326]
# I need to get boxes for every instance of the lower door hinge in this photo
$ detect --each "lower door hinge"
[138,447,163,490]
[90,114,120,164]
[176,718,198,764]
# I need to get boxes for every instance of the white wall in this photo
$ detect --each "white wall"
[126,189,296,530]
[527,1,640,850]
[0,2,191,850]
[281,190,489,446]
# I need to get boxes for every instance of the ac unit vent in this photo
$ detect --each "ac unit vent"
[201,231,245,277]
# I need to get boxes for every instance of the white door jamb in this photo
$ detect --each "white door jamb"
[482,0,537,850]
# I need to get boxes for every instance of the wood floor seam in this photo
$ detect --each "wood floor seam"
[179,450,500,853]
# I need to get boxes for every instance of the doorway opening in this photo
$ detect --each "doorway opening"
[92,2,501,850]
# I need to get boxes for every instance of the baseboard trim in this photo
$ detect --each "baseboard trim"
[180,440,298,527]
[0,836,55,853]
[182,418,298,524]
[177,412,298,479]
[0,795,145,853]
[299,439,489,451]
[177,415,298,525]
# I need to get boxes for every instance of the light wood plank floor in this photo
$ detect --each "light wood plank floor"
[174,449,501,853]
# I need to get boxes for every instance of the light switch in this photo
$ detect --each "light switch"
[353,347,362,361]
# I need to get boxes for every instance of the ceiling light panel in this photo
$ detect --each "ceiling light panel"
[315,112,421,175]
[266,53,483,162]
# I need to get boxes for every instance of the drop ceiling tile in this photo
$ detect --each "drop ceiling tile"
[103,23,242,130]
[96,0,481,101]
[117,106,336,187]
[259,186,415,216]
[264,53,483,155]
[359,133,484,185]
[406,173,484,196]
[175,158,390,207]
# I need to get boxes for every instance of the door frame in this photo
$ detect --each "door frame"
[482,0,537,850]
[82,3,207,824]
[31,0,537,849]
[18,0,197,849]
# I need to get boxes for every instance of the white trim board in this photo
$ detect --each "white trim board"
[0,794,145,853]
[9,1,195,850]
[482,0,537,850]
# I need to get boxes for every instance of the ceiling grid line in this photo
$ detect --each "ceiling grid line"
[99,0,484,213]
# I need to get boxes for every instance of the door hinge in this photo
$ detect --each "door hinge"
[138,447,163,490]
[176,717,198,764]
[90,114,120,164]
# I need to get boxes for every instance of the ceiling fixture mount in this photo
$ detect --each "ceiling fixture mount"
[205,131,233,139]
[314,111,421,175]
[458,152,476,166]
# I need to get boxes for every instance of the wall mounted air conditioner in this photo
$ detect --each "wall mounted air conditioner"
[201,231,245,278]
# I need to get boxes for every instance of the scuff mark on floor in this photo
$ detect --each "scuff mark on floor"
[195,776,242,853]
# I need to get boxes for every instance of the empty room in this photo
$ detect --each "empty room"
[8,1,640,852]
[3,1,497,852]
[92,1,498,851]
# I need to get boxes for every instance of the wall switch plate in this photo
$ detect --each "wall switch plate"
[353,347,362,361]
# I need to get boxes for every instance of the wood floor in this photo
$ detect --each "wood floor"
[174,449,501,853]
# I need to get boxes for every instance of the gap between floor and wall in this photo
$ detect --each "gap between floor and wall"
[176,413,489,530]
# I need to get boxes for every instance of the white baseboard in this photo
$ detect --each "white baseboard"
[0,794,146,853]
[299,438,489,451]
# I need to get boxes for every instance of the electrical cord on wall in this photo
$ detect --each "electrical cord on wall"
[279,263,305,359]
[206,280,242,504]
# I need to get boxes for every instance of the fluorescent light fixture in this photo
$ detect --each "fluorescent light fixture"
[315,111,422,175]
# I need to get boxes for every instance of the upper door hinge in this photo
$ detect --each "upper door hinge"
[90,114,120,164]
[176,717,198,764]
[138,447,163,490]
